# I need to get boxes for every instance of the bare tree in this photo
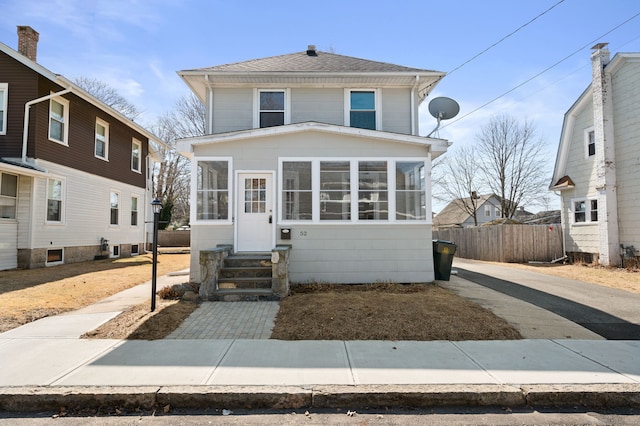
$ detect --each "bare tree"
[476,115,548,218]
[73,77,141,120]
[151,93,206,227]
[434,146,485,225]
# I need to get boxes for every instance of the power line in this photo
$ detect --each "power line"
[443,10,640,129]
[447,0,567,76]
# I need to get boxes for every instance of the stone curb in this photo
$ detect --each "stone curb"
[1,384,640,412]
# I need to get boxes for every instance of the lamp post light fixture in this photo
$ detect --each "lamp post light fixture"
[150,198,162,312]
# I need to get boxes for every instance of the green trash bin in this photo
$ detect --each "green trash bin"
[432,240,457,281]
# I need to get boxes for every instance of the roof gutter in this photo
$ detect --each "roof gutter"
[22,88,72,163]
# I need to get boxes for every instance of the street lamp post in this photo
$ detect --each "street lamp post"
[151,198,162,312]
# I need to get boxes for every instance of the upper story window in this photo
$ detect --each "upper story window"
[131,138,141,173]
[573,197,598,224]
[110,191,119,225]
[347,90,377,130]
[46,178,63,223]
[196,159,231,221]
[0,172,18,219]
[49,97,69,145]
[484,205,492,217]
[95,119,109,160]
[256,90,288,128]
[0,83,8,135]
[585,128,595,157]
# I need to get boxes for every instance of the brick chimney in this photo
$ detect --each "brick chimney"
[17,26,39,62]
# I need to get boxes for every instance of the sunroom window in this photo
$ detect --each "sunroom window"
[358,161,388,220]
[320,161,350,221]
[282,161,312,220]
[280,159,427,223]
[197,160,230,220]
[395,162,425,220]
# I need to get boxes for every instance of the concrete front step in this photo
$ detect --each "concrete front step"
[218,253,273,293]
[224,254,272,268]
[210,288,279,301]
[218,277,272,290]
[219,266,272,279]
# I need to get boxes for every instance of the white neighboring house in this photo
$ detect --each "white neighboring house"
[177,45,451,284]
[550,43,640,266]
[433,194,504,228]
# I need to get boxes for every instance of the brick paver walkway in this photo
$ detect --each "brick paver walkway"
[167,301,279,339]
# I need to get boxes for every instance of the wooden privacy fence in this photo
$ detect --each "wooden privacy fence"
[433,224,563,263]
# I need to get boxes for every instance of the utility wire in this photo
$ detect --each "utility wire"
[443,10,640,129]
[447,0,566,76]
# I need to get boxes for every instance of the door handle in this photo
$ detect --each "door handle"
[269,215,273,224]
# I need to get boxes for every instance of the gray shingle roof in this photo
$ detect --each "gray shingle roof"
[187,49,439,74]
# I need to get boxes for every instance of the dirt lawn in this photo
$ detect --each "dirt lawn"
[0,253,190,333]
[3,256,640,340]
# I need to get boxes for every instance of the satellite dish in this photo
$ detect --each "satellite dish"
[427,97,460,137]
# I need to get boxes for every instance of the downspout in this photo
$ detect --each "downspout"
[411,75,419,135]
[22,88,72,163]
[205,74,213,133]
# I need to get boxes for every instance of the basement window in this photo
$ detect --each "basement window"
[46,248,63,265]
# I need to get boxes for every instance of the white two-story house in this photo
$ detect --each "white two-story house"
[177,46,450,286]
[550,43,640,266]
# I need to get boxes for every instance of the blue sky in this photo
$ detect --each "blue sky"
[1,0,639,209]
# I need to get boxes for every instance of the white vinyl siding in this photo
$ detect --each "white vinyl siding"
[290,88,344,125]
[211,88,253,133]
[611,61,640,246]
[0,221,17,270]
[27,161,145,254]
[381,88,411,134]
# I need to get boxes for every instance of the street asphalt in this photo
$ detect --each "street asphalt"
[0,260,639,413]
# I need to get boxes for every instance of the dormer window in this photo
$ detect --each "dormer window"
[347,90,378,130]
[257,90,288,128]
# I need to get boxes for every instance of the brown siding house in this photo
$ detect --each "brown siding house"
[0,26,160,270]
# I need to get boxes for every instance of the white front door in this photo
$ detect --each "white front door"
[236,173,274,252]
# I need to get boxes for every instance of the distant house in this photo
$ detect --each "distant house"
[0,26,161,270]
[550,43,640,265]
[177,45,450,287]
[433,194,505,228]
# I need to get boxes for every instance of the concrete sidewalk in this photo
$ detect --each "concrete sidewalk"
[1,265,640,412]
